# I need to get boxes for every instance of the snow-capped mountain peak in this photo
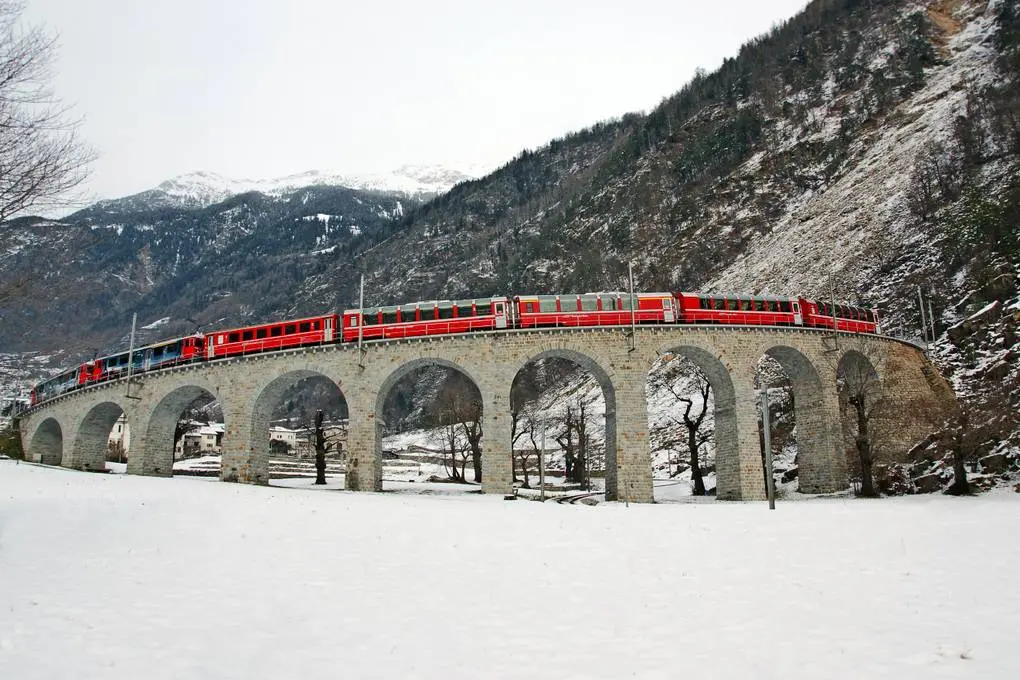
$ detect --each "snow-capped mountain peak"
[150,164,479,210]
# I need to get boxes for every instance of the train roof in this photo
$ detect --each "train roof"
[514,291,673,300]
[204,313,337,335]
[680,291,795,302]
[343,297,508,314]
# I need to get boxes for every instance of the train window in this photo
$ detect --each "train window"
[299,322,311,332]
[285,324,297,334]
[242,330,254,341]
[438,304,453,319]
[271,326,282,337]
[580,295,598,312]
[153,347,163,357]
[313,321,320,330]
[256,329,267,339]
[539,297,558,313]
[455,301,474,317]
[229,332,240,343]
[381,309,397,324]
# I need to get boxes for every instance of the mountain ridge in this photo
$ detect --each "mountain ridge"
[83,163,480,215]
[1,0,1017,417]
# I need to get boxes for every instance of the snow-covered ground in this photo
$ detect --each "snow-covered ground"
[1,461,1018,679]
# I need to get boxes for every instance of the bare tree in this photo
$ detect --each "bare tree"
[514,403,541,489]
[554,397,595,489]
[936,391,1015,495]
[0,1,94,222]
[305,410,346,485]
[649,357,714,495]
[837,351,892,498]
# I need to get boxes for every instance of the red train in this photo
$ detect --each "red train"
[29,291,879,405]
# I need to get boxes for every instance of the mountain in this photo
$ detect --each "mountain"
[1,0,1018,440]
[85,164,478,214]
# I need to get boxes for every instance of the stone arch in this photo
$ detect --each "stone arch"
[374,358,483,488]
[71,401,127,471]
[838,348,879,376]
[144,384,219,477]
[653,344,739,499]
[29,417,63,465]
[247,370,348,485]
[509,348,618,497]
[759,344,845,493]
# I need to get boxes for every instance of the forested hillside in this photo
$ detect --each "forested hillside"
[1,0,1017,407]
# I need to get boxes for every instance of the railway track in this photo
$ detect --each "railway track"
[547,491,602,505]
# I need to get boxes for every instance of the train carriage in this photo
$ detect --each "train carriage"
[798,298,880,334]
[513,292,676,328]
[30,367,80,405]
[207,314,338,359]
[675,293,802,326]
[342,297,509,342]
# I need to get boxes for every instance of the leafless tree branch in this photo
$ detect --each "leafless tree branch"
[0,1,94,222]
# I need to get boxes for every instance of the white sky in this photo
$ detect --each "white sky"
[24,0,808,202]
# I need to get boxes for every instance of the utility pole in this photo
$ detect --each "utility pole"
[760,387,776,510]
[628,261,636,352]
[125,313,140,400]
[357,273,365,365]
[917,286,929,348]
[829,277,839,347]
[927,296,937,344]
[539,416,546,502]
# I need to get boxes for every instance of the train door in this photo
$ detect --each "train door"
[494,300,507,329]
[662,297,675,323]
[324,316,334,342]
[142,348,154,371]
[793,301,803,325]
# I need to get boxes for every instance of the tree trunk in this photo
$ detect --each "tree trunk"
[853,398,878,497]
[471,450,482,483]
[688,428,706,496]
[466,422,483,484]
[946,441,971,495]
[314,410,327,485]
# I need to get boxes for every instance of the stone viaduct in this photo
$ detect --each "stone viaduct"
[16,326,952,502]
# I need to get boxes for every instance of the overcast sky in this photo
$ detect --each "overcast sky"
[25,0,808,202]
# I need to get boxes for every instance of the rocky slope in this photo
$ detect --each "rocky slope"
[1,1,1018,451]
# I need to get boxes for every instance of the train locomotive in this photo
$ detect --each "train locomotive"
[29,291,879,406]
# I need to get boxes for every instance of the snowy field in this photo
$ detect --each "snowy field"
[1,461,1018,679]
